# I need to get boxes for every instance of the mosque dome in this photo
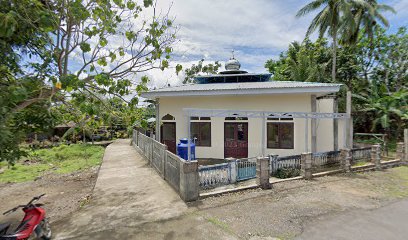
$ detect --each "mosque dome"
[225,57,241,71]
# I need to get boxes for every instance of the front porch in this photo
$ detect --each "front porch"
[156,100,353,161]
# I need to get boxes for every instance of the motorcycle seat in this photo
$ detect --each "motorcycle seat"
[0,223,10,233]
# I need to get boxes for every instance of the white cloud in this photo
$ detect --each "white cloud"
[385,0,408,31]
[137,0,315,87]
[85,0,407,90]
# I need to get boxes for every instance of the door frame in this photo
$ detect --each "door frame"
[161,122,177,154]
[224,122,248,159]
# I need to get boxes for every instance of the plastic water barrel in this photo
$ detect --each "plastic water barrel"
[177,138,196,160]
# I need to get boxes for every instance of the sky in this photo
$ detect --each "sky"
[143,0,408,88]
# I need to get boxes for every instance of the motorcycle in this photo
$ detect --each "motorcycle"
[0,194,52,240]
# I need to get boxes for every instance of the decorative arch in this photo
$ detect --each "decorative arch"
[162,114,175,121]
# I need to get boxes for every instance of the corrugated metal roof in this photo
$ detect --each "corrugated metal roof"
[142,81,342,98]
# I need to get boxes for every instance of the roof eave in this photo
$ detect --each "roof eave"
[141,86,341,99]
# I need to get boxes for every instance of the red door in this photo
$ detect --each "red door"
[224,122,248,159]
[161,122,176,154]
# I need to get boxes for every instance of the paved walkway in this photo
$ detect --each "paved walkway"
[54,139,234,240]
[297,199,408,240]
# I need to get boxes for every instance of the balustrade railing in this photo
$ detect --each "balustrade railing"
[270,155,301,175]
[198,163,230,189]
[351,147,371,163]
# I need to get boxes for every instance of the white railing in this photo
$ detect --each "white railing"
[198,163,230,189]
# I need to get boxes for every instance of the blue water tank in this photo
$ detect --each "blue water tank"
[177,138,196,160]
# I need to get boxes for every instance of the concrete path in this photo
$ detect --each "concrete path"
[297,199,408,240]
[54,139,235,240]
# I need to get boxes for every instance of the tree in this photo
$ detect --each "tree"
[296,0,371,83]
[183,59,221,84]
[264,26,407,140]
[354,84,407,140]
[0,0,179,163]
[340,0,395,46]
[265,39,331,82]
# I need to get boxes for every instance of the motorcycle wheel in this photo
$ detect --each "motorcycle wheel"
[39,219,52,240]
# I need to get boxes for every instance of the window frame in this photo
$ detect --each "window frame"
[190,117,212,147]
[266,120,294,149]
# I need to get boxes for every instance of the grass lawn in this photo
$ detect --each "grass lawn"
[0,144,105,183]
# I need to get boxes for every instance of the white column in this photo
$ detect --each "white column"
[346,91,352,148]
[187,115,191,161]
[305,118,309,152]
[155,98,160,142]
[333,97,338,151]
[311,95,317,153]
[262,113,266,157]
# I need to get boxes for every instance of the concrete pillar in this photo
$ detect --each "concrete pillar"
[311,95,317,153]
[155,98,160,142]
[256,157,271,189]
[333,97,339,151]
[346,91,353,149]
[371,145,381,170]
[301,152,313,180]
[179,160,199,202]
[161,145,168,178]
[396,142,404,161]
[341,149,351,173]
[226,158,237,183]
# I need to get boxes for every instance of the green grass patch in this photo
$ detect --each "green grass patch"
[207,217,231,232]
[353,161,371,167]
[381,166,408,198]
[0,144,104,183]
[391,166,408,182]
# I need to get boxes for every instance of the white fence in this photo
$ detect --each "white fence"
[132,130,199,201]
[199,163,230,189]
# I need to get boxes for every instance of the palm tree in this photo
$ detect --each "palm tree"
[297,0,343,83]
[296,0,370,83]
[341,0,395,46]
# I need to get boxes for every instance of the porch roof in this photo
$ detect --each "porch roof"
[141,81,342,98]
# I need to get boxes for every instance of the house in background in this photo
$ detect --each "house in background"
[141,56,351,160]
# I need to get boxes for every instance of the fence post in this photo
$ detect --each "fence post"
[341,149,351,173]
[179,160,199,202]
[396,142,404,161]
[301,152,313,180]
[226,158,237,183]
[150,138,154,163]
[162,145,167,179]
[256,157,271,189]
[371,145,381,170]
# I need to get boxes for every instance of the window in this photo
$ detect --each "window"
[267,122,294,149]
[191,118,211,147]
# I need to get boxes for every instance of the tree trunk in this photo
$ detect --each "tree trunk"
[332,27,337,83]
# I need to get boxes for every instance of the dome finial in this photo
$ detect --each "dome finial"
[225,50,240,71]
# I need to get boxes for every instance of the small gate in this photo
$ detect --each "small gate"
[236,158,257,181]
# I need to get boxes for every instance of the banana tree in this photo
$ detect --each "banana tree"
[354,84,407,141]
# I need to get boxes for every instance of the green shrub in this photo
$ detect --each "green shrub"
[274,168,301,179]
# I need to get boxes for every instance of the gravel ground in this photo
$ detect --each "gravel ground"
[192,167,408,240]
[0,167,99,229]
